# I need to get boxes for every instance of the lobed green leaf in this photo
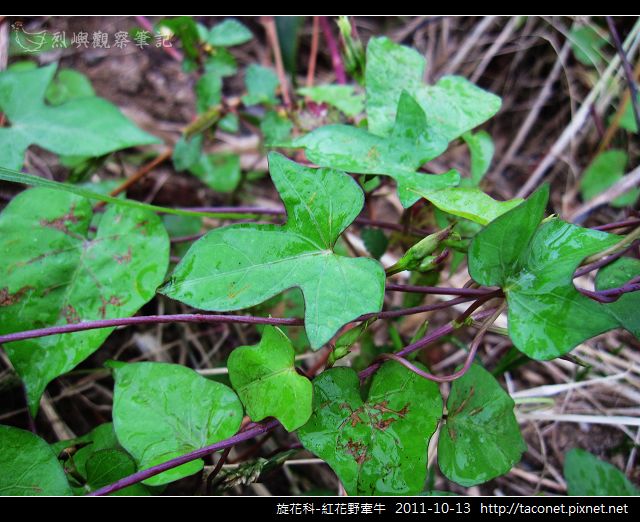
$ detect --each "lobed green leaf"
[0,64,160,170]
[228,326,312,431]
[161,152,385,349]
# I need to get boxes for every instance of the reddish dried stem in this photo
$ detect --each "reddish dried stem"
[319,16,346,84]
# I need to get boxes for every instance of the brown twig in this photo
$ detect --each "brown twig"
[92,149,172,211]
[111,148,172,198]
[306,16,321,89]
[262,16,292,109]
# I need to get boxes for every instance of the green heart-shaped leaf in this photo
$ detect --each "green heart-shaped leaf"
[296,38,505,211]
[243,64,279,106]
[0,64,160,170]
[297,362,442,495]
[161,152,385,349]
[296,90,517,220]
[468,185,633,360]
[0,425,72,496]
[0,188,169,413]
[110,361,243,486]
[564,448,639,495]
[438,364,525,486]
[228,326,312,431]
[207,18,252,48]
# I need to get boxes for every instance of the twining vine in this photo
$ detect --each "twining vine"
[1,16,639,497]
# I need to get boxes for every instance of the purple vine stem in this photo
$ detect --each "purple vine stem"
[181,206,284,215]
[319,16,346,84]
[372,304,506,384]
[0,297,475,346]
[573,242,635,278]
[170,207,635,242]
[88,419,280,496]
[580,277,640,303]
[171,233,205,244]
[4,278,639,346]
[386,283,496,297]
[0,314,302,345]
[178,206,433,237]
[89,305,496,496]
[593,218,640,231]
[358,307,497,381]
[364,295,475,320]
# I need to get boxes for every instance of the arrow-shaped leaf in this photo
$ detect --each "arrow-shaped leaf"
[161,152,385,349]
[295,37,506,214]
[0,64,160,170]
[296,91,517,221]
[468,185,633,360]
[296,91,457,208]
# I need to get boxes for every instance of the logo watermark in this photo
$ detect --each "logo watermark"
[11,21,173,54]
